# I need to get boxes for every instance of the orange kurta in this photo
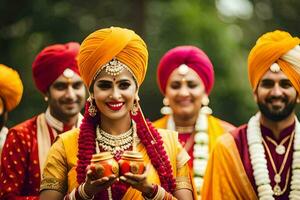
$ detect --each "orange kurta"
[201,133,257,200]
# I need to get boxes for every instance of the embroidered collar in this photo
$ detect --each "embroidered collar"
[261,122,295,142]
[0,126,8,147]
[45,107,82,132]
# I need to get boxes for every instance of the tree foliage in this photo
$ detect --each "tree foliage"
[0,0,299,127]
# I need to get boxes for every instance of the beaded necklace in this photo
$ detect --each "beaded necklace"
[167,109,210,195]
[247,113,300,199]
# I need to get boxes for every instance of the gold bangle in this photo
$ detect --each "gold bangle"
[78,183,94,200]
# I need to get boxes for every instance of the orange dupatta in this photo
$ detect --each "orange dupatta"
[201,133,257,200]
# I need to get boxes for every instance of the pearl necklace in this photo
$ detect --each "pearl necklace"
[167,111,209,195]
[247,113,300,199]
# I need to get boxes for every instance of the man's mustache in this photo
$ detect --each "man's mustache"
[266,96,288,103]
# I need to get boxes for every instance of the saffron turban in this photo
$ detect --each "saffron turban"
[248,30,300,93]
[32,42,80,93]
[157,46,215,95]
[0,64,23,111]
[78,27,148,89]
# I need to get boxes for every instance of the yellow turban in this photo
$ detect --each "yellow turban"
[78,27,148,89]
[248,30,300,93]
[0,64,23,112]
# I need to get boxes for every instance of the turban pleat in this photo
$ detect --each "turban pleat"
[278,60,300,93]
[248,30,300,92]
[78,27,148,88]
[0,64,23,111]
[32,42,80,93]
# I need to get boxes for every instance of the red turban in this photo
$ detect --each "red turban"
[32,42,80,93]
[157,46,215,95]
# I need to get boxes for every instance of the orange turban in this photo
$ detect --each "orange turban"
[0,64,23,112]
[248,30,300,93]
[78,27,148,89]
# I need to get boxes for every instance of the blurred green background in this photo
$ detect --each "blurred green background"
[1,0,300,127]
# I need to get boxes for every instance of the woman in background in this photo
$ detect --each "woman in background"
[154,45,235,197]
[40,27,196,200]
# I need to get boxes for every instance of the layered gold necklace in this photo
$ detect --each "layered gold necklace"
[96,125,133,156]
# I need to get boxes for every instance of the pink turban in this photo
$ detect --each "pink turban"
[32,42,80,93]
[157,45,215,95]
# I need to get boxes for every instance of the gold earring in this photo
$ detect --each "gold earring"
[200,95,212,115]
[44,96,48,102]
[131,99,139,116]
[87,94,97,117]
[160,97,172,115]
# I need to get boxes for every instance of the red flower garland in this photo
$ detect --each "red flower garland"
[76,102,98,183]
[76,101,176,193]
[131,108,176,192]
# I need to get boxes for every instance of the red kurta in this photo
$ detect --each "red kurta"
[232,123,294,200]
[0,115,54,200]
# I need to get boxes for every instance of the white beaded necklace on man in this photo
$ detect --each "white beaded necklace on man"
[247,113,300,199]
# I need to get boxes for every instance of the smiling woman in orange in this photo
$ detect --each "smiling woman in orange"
[40,27,196,200]
[154,46,235,197]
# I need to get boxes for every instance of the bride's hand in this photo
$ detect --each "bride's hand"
[83,164,117,197]
[119,164,153,195]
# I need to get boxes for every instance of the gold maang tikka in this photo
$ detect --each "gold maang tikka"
[104,58,126,76]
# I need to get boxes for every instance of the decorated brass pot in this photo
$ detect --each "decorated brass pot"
[118,151,145,176]
[91,152,119,178]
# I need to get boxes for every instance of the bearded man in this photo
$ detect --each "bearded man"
[202,30,300,199]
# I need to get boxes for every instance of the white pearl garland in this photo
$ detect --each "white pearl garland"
[167,111,209,194]
[247,113,300,199]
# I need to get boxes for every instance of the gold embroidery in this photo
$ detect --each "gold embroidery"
[40,178,67,193]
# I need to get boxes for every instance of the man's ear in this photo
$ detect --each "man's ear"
[297,96,300,103]
[44,90,50,102]
[253,90,258,103]
[0,97,4,115]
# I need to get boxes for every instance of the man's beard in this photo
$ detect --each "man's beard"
[257,96,297,122]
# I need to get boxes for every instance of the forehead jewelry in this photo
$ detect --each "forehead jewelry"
[104,58,126,76]
[178,64,189,75]
[63,68,75,78]
[63,68,75,83]
[270,63,281,73]
[93,58,138,86]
